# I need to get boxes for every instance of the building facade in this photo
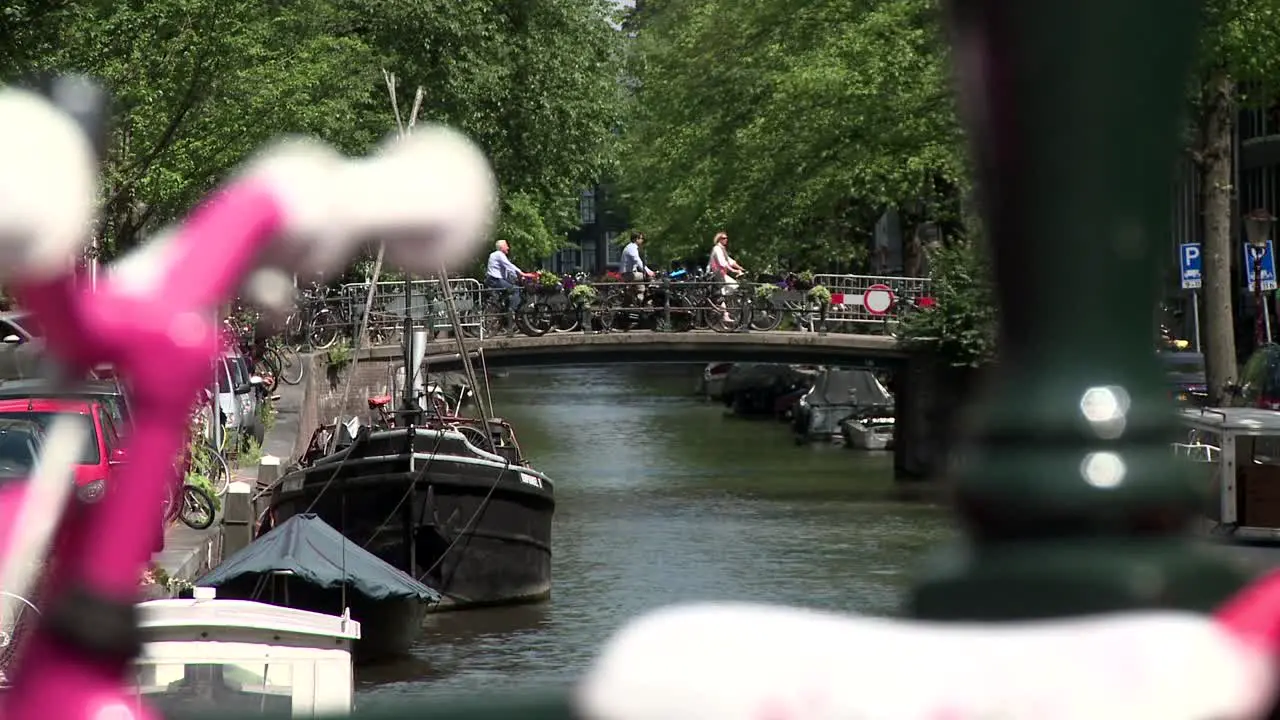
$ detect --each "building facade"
[547,184,630,275]
[1169,99,1280,355]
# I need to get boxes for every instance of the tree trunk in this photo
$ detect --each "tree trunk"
[1200,71,1237,405]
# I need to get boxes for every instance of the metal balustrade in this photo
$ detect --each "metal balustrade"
[812,274,933,332]
[283,275,931,348]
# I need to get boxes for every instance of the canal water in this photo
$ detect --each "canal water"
[356,365,954,708]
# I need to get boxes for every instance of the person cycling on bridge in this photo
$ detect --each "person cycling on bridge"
[485,239,537,316]
[621,231,656,303]
[708,231,745,324]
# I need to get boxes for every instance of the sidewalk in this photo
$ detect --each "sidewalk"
[149,378,304,594]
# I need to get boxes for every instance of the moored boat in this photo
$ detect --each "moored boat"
[132,589,359,717]
[269,416,555,610]
[197,514,439,663]
[841,412,896,451]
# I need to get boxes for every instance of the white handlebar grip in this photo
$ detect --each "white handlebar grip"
[578,603,1274,720]
[240,137,349,278]
[347,125,498,275]
[0,88,98,281]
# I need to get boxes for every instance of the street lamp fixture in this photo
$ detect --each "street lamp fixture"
[1245,208,1276,348]
[1245,208,1275,248]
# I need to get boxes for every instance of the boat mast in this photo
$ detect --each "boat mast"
[397,272,424,427]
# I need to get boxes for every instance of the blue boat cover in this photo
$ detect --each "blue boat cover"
[197,514,440,603]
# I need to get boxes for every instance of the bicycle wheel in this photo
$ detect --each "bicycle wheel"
[600,293,637,332]
[749,297,783,331]
[277,345,305,385]
[706,295,749,333]
[254,351,280,394]
[308,309,340,350]
[198,441,231,497]
[480,299,507,337]
[655,292,697,333]
[515,302,553,337]
[180,484,217,530]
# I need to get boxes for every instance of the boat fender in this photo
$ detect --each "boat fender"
[578,571,1280,720]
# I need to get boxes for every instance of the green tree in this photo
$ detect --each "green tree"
[6,0,377,255]
[4,0,628,266]
[346,0,628,263]
[1191,0,1280,404]
[897,236,997,368]
[619,0,966,268]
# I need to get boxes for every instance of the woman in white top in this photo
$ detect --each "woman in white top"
[707,231,745,323]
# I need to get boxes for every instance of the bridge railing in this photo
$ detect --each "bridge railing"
[288,275,931,348]
[812,274,933,333]
[338,278,485,341]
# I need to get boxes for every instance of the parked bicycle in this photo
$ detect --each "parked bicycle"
[163,476,217,530]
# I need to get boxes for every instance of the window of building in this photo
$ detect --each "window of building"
[605,231,621,265]
[579,189,596,226]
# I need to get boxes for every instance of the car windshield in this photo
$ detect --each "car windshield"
[1159,352,1205,377]
[11,313,42,339]
[0,411,98,464]
[230,356,252,389]
[215,359,233,394]
[0,426,39,475]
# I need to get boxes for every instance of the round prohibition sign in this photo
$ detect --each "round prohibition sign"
[863,284,895,315]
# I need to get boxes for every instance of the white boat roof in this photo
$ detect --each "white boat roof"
[138,597,361,641]
[1178,407,1280,435]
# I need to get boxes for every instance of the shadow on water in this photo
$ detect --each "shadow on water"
[356,364,954,705]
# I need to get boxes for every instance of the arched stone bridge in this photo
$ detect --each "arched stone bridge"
[360,329,907,371]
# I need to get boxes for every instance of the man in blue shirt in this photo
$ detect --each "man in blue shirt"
[621,231,655,282]
[485,239,534,314]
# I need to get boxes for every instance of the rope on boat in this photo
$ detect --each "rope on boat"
[436,264,499,452]
[478,346,497,420]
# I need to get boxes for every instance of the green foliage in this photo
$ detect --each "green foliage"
[3,0,627,260]
[536,270,562,289]
[754,284,777,300]
[807,285,832,306]
[898,239,997,368]
[182,472,222,513]
[326,340,353,369]
[569,284,599,306]
[619,0,965,264]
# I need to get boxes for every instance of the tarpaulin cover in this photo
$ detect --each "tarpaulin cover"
[806,369,892,407]
[197,514,439,602]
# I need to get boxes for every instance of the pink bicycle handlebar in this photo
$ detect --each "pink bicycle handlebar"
[1,181,286,720]
[0,81,497,719]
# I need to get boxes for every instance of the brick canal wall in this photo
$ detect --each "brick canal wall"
[295,348,408,461]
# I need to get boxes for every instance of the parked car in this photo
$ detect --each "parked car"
[0,310,42,345]
[1158,351,1208,407]
[0,394,126,503]
[211,351,265,448]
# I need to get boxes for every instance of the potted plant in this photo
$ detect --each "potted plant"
[535,270,562,295]
[569,284,599,333]
[794,270,815,292]
[807,284,832,332]
[755,283,778,301]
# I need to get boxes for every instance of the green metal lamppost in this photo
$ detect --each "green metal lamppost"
[1245,208,1275,348]
[906,0,1251,620]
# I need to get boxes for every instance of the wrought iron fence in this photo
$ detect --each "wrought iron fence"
[282,275,932,348]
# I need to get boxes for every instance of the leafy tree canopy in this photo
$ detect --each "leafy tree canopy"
[618,0,966,269]
[1,0,627,264]
[897,236,996,368]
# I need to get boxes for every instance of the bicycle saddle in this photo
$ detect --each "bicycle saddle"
[367,395,393,409]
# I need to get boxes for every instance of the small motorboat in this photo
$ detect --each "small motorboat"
[197,514,439,663]
[841,412,896,451]
[131,588,359,717]
[701,362,733,400]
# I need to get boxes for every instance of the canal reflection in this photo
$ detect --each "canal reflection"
[356,364,953,706]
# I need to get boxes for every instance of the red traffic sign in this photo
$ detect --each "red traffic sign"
[863,284,895,315]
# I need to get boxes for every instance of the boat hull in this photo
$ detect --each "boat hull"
[843,421,894,451]
[213,576,428,664]
[272,441,554,610]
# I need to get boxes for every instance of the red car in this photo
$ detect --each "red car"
[0,396,126,503]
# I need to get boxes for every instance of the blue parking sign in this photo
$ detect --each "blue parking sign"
[1180,243,1201,289]
[1244,241,1279,292]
